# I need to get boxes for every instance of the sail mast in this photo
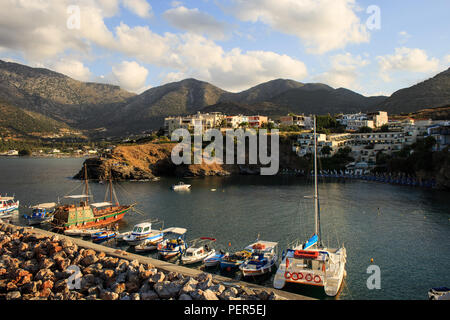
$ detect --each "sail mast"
[313,116,319,240]
[84,163,90,205]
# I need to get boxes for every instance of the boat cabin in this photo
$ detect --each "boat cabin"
[30,202,56,217]
[131,222,153,236]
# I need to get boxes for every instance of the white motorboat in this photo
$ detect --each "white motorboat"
[273,116,347,297]
[181,237,217,265]
[0,196,19,218]
[122,220,164,246]
[171,181,191,191]
[239,241,278,277]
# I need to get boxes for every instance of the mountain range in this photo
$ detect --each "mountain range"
[0,59,449,139]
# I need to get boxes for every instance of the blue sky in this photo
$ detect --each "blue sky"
[0,0,449,96]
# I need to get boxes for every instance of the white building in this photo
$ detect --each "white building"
[164,112,225,135]
[346,119,374,131]
[225,115,248,128]
[367,111,388,127]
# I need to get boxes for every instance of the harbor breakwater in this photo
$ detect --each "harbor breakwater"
[0,221,309,301]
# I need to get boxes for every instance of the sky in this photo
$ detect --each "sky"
[0,0,449,96]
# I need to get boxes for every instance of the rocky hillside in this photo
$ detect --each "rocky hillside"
[74,135,307,180]
[378,68,450,114]
[0,60,135,129]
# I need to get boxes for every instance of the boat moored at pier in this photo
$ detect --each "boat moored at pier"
[181,237,216,265]
[23,202,56,225]
[239,241,278,277]
[157,227,188,259]
[0,196,19,217]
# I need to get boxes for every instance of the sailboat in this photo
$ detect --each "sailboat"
[53,164,134,231]
[273,116,347,297]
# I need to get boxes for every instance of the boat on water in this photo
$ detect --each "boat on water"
[428,287,450,300]
[239,241,278,277]
[204,250,226,267]
[273,116,347,297]
[220,248,252,271]
[91,230,117,243]
[122,220,164,246]
[157,227,188,259]
[53,164,134,232]
[0,196,19,217]
[64,228,107,236]
[135,237,164,252]
[181,237,216,265]
[23,202,56,225]
[171,181,191,191]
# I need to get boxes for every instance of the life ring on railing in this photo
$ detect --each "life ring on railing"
[314,275,321,283]
[291,272,299,281]
[305,274,313,282]
[284,271,291,279]
[298,272,303,280]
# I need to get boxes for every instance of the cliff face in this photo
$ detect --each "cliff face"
[74,138,305,180]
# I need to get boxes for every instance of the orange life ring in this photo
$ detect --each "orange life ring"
[284,271,291,279]
[305,274,313,282]
[291,272,299,281]
[314,275,321,283]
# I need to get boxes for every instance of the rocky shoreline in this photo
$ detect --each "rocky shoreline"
[0,222,288,301]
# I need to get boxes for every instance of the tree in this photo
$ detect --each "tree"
[379,124,390,132]
[321,145,332,156]
[358,126,373,133]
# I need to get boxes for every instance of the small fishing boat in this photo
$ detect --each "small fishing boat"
[23,202,56,225]
[91,230,117,243]
[239,241,278,277]
[171,181,191,191]
[122,220,164,246]
[204,250,226,267]
[0,196,19,217]
[64,228,106,236]
[181,237,216,265]
[220,249,252,271]
[158,227,188,259]
[428,287,450,300]
[135,238,164,253]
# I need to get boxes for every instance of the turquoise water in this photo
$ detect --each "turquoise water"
[1,157,449,300]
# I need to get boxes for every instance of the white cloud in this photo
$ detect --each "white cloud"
[444,54,450,65]
[229,0,369,54]
[398,31,411,44]
[48,58,93,81]
[377,47,440,81]
[314,53,369,90]
[111,61,149,92]
[122,0,152,18]
[163,6,228,40]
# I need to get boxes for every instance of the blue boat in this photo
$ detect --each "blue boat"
[91,230,117,243]
[204,250,226,267]
[219,248,252,271]
[23,202,56,225]
[157,227,188,259]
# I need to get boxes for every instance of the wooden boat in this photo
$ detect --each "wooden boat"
[239,241,278,277]
[23,202,56,225]
[135,238,164,252]
[0,196,19,218]
[53,164,134,232]
[91,230,117,243]
[181,237,216,265]
[204,251,226,267]
[220,249,252,271]
[157,227,188,259]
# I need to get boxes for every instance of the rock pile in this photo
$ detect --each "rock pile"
[0,223,285,300]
